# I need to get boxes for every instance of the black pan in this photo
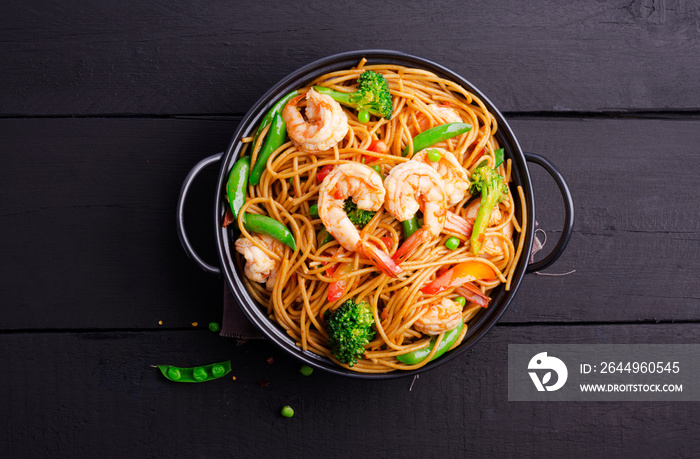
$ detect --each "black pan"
[176,50,574,379]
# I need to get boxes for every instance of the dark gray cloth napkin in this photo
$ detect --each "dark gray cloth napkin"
[222,227,546,339]
[221,284,264,339]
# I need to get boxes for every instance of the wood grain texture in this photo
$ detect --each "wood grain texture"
[0,117,237,329]
[1,116,698,329]
[2,0,700,116]
[502,116,700,323]
[1,325,698,457]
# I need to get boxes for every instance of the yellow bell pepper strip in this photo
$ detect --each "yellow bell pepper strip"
[421,260,497,296]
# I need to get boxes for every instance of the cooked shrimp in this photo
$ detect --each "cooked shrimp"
[318,162,402,277]
[384,161,447,262]
[412,147,470,207]
[409,103,463,137]
[235,234,283,291]
[282,88,349,153]
[431,104,462,124]
[482,221,514,256]
[414,297,463,335]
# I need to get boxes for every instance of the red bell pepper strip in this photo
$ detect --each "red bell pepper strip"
[421,260,497,295]
[316,164,335,183]
[328,262,353,302]
[379,236,393,251]
[362,140,389,164]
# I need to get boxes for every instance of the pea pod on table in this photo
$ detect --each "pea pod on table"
[402,122,472,157]
[156,360,232,383]
[396,320,464,365]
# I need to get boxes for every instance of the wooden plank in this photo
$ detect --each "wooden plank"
[0,117,238,329]
[1,324,698,457]
[0,116,698,329]
[2,1,700,115]
[501,116,700,323]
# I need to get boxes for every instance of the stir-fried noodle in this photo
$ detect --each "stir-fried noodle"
[229,60,526,373]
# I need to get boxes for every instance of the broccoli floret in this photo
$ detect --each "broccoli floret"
[344,199,375,227]
[325,299,376,367]
[314,70,393,119]
[468,164,509,255]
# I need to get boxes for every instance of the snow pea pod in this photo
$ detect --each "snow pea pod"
[402,122,472,157]
[396,320,464,365]
[494,148,505,168]
[157,360,232,383]
[250,112,288,186]
[242,213,297,251]
[226,156,251,220]
[317,227,334,247]
[252,90,298,151]
[402,217,420,238]
[225,154,297,251]
[476,148,505,170]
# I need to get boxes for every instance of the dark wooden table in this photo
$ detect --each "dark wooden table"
[3,2,699,457]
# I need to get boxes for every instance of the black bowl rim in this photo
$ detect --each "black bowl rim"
[213,49,535,379]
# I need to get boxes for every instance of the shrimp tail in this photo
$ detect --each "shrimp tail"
[392,228,431,263]
[444,211,472,237]
[359,241,403,278]
[455,284,491,308]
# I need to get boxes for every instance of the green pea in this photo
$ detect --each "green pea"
[167,367,182,380]
[208,322,221,332]
[454,296,466,307]
[445,236,460,250]
[309,203,319,218]
[358,110,370,124]
[299,365,313,376]
[427,149,442,162]
[211,364,226,378]
[192,367,208,381]
[281,406,294,418]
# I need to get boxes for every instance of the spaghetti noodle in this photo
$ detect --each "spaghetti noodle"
[229,60,526,373]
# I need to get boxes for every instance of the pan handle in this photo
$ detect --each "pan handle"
[524,152,574,273]
[176,153,223,275]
